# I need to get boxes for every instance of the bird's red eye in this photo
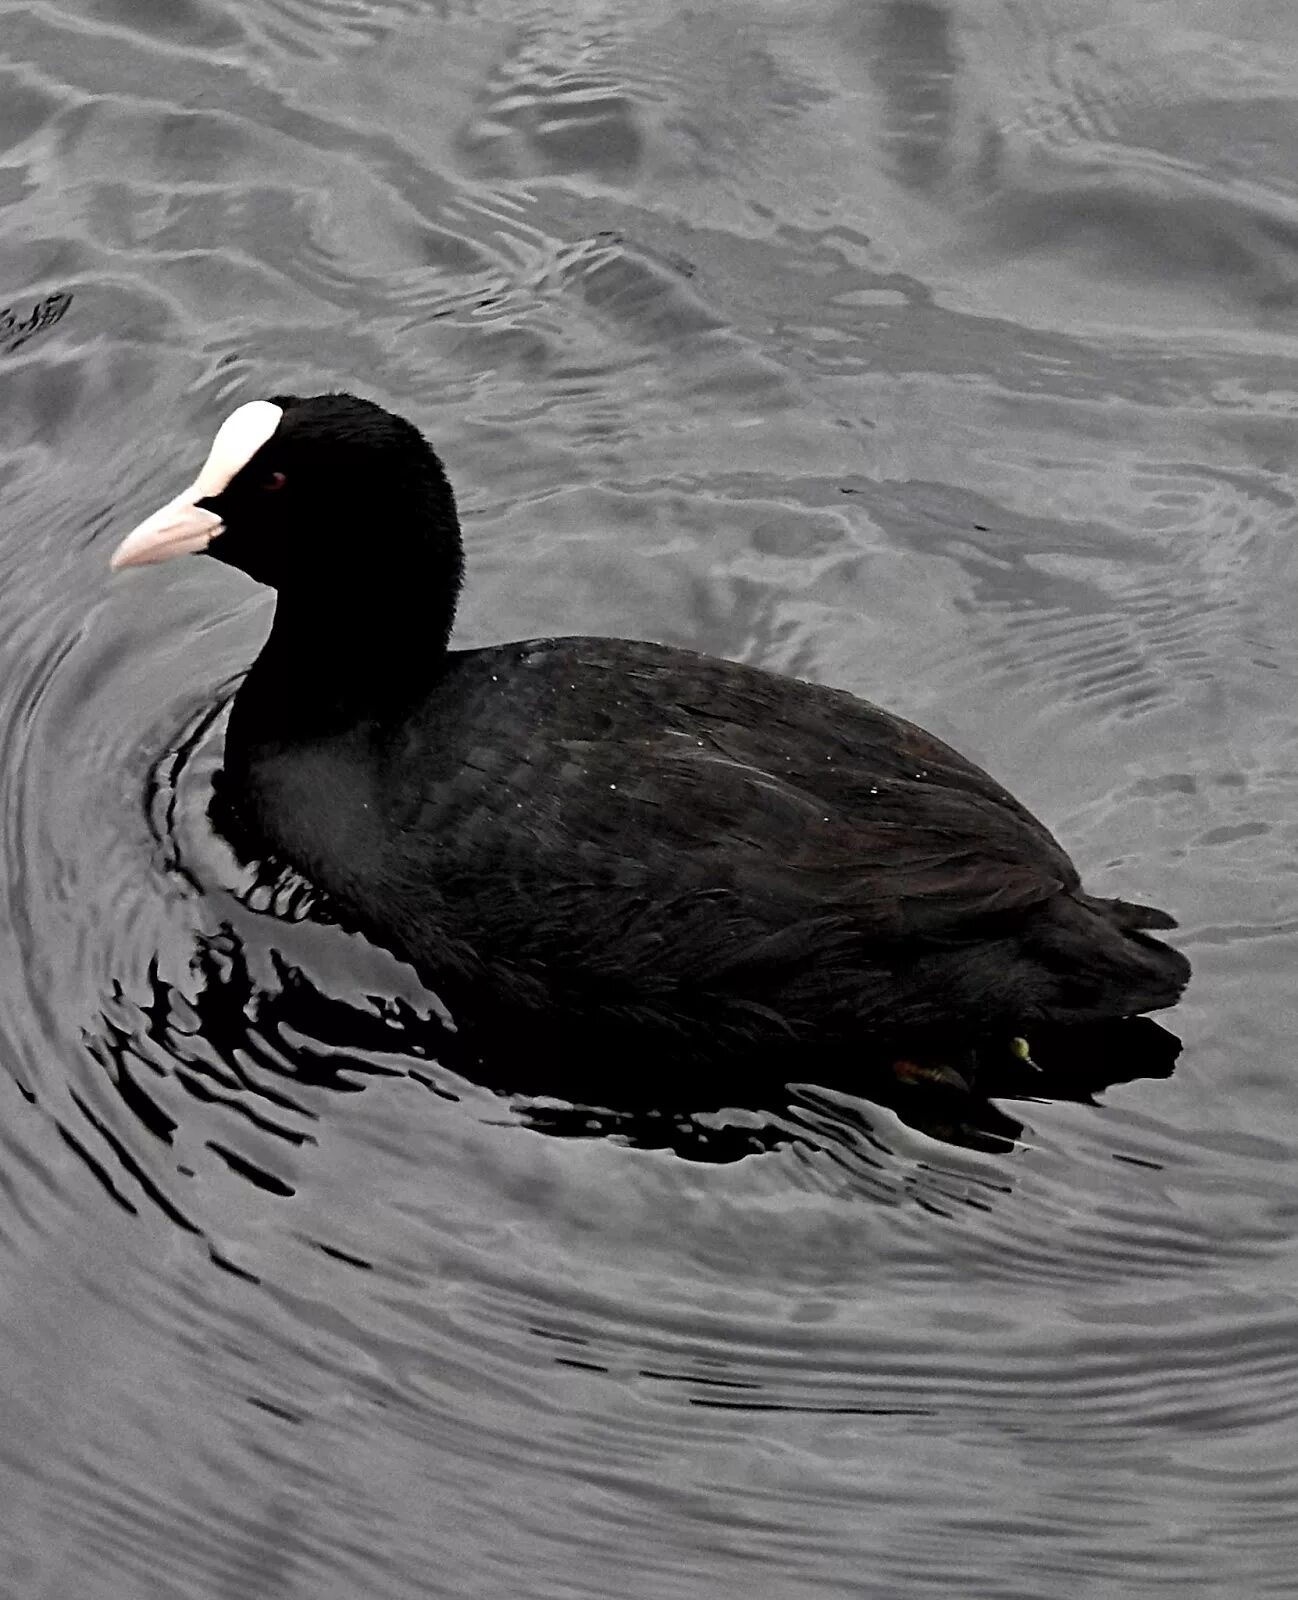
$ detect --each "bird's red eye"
[264,471,287,492]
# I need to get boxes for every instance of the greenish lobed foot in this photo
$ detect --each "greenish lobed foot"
[1010,1035,1041,1071]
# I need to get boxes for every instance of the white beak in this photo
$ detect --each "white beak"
[110,399,284,572]
[110,491,223,570]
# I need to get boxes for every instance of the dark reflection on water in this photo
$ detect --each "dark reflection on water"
[0,289,73,353]
[3,0,1298,1594]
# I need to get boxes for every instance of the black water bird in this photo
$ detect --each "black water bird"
[112,393,1189,1066]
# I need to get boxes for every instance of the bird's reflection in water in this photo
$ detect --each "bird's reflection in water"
[93,889,1181,1202]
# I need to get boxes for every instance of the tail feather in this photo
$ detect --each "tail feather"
[1038,891,1191,1020]
[1094,895,1178,933]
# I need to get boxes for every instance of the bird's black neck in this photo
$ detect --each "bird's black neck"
[229,571,457,750]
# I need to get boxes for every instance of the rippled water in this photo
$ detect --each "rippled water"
[3,0,1298,1594]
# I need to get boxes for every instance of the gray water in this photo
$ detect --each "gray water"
[2,1,1297,1595]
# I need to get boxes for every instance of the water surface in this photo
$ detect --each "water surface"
[2,1,1297,1594]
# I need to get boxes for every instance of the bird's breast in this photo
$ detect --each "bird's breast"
[231,734,387,896]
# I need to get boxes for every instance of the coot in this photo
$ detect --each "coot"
[112,394,1189,1061]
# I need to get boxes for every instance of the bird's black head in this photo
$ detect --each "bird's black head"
[112,392,465,630]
